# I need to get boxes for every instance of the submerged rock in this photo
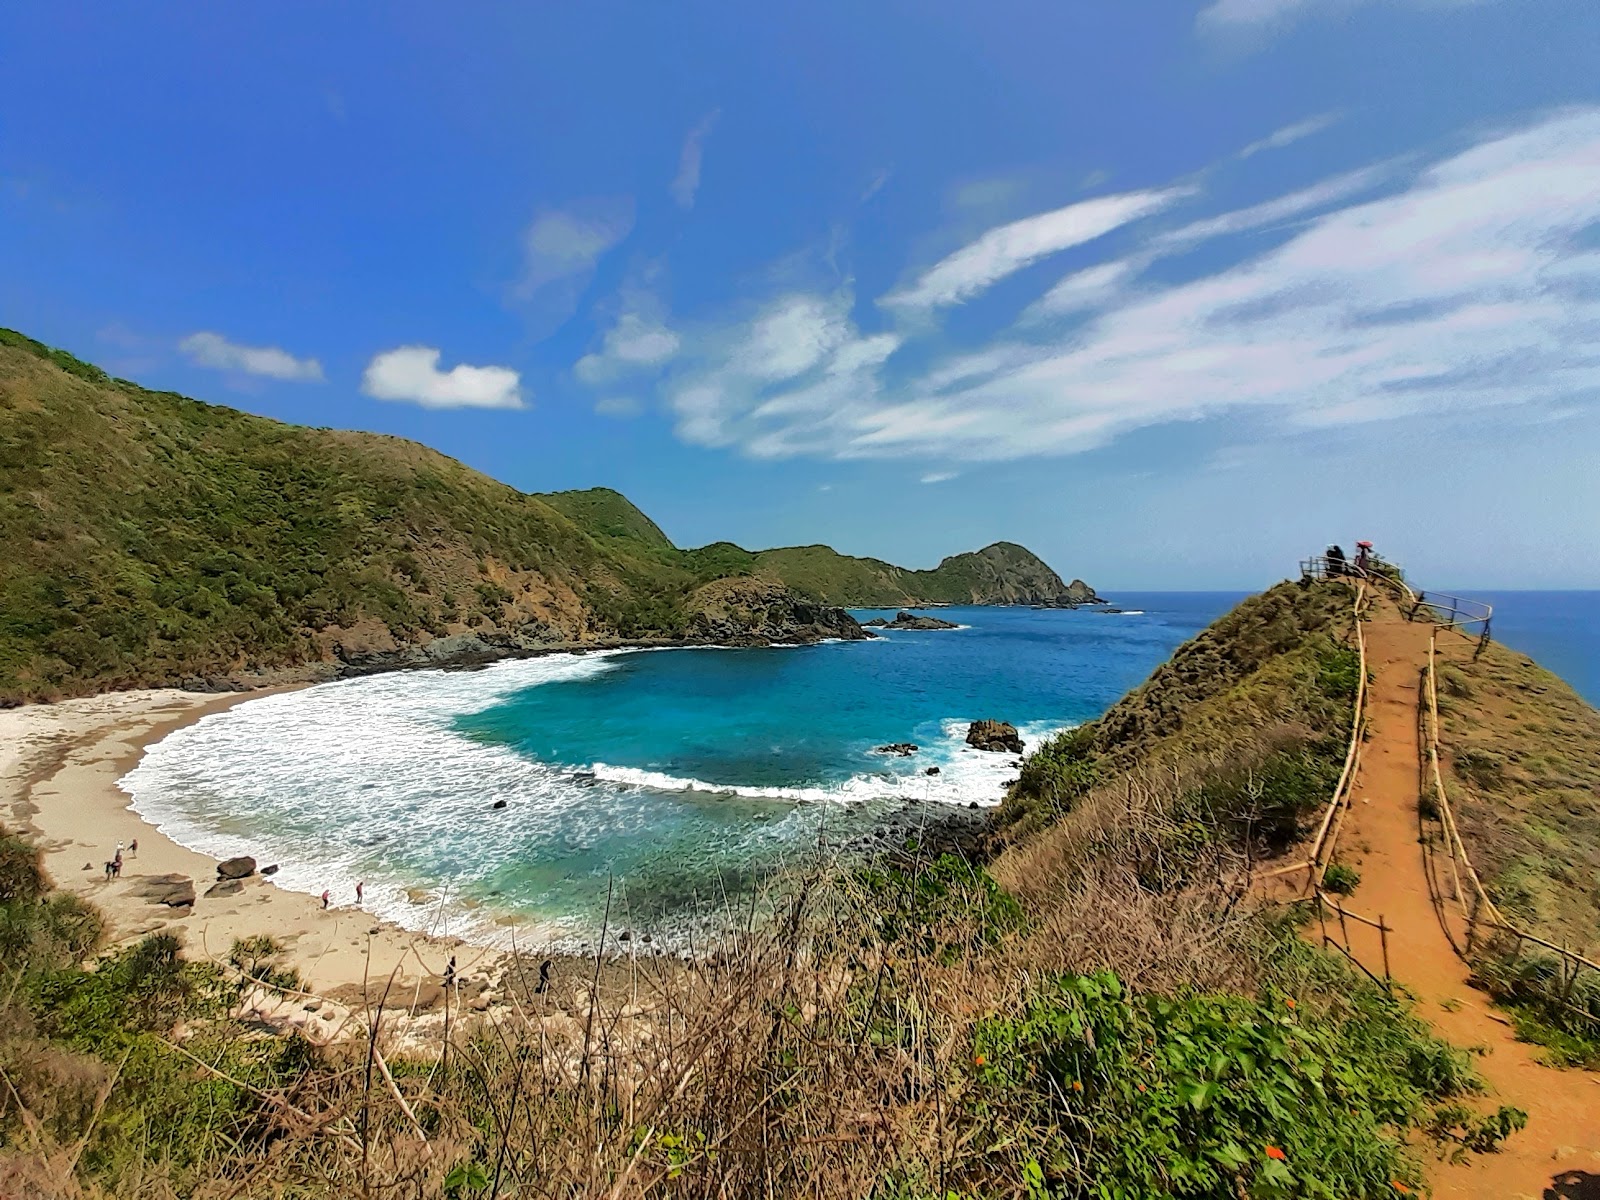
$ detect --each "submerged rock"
[492,799,508,810]
[925,766,941,776]
[874,742,919,756]
[966,720,1024,754]
[261,863,280,876]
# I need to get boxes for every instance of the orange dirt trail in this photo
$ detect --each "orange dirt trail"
[1329,610,1600,1198]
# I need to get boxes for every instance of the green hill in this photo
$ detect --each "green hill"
[0,330,1090,701]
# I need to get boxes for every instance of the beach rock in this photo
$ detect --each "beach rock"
[966,720,1024,754]
[882,610,960,631]
[131,874,196,908]
[261,864,279,876]
[874,742,918,756]
[491,799,508,810]
[862,618,890,627]
[925,766,941,776]
[217,855,256,880]
[205,878,244,898]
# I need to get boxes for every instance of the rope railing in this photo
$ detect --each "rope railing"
[1420,627,1600,988]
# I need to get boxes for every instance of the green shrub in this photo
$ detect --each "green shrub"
[1322,864,1361,895]
[966,966,1486,1199]
[856,853,1024,964]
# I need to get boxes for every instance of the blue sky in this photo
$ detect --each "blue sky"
[4,0,1598,589]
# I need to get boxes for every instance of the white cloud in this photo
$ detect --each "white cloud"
[671,110,721,209]
[515,201,633,303]
[861,168,892,203]
[883,187,1191,311]
[657,107,1600,465]
[1238,112,1342,158]
[920,471,958,484]
[1199,0,1494,35]
[594,396,643,418]
[575,308,681,385]
[361,346,524,410]
[179,331,323,381]
[1153,164,1391,249]
[665,290,905,456]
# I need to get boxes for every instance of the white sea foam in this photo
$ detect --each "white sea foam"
[119,648,1072,948]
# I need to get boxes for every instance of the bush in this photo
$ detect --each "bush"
[1323,863,1362,895]
[965,966,1486,1199]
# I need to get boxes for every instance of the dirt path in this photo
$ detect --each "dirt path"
[1330,611,1600,1199]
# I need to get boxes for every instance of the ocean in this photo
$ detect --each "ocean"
[118,588,1597,948]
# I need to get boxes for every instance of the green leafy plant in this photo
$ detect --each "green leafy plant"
[1322,863,1362,895]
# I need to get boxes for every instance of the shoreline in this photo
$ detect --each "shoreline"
[1,687,488,1007]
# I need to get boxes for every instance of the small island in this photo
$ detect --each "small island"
[861,610,961,631]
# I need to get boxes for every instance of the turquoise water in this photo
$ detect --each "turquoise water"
[121,595,1241,946]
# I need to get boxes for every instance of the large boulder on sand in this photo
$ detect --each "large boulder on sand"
[130,874,196,908]
[966,720,1024,754]
[217,855,257,880]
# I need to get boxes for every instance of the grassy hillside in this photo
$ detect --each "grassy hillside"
[0,330,1082,701]
[1001,578,1359,846]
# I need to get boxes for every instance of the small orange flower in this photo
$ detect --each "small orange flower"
[1285,998,1297,1009]
[1391,1184,1411,1195]
[1137,1084,1146,1093]
[1071,1080,1084,1092]
[973,1054,985,1067]
[1265,1146,1287,1161]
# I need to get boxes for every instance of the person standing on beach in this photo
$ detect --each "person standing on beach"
[130,838,138,857]
[355,881,364,906]
[320,889,331,909]
[104,861,114,881]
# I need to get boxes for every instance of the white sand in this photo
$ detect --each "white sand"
[1,688,503,1002]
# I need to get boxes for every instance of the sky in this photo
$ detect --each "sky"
[3,1,1599,590]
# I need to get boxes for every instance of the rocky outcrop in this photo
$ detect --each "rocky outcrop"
[683,578,872,646]
[217,855,256,880]
[874,743,918,756]
[966,720,1024,754]
[130,873,196,907]
[1034,579,1106,608]
[864,610,961,630]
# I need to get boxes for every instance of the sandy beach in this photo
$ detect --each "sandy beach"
[1,687,504,1016]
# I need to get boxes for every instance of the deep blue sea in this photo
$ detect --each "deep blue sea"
[1446,591,1600,707]
[118,588,1594,947]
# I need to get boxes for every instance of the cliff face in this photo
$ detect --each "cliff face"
[681,578,871,646]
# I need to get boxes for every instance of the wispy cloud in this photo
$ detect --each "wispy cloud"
[647,107,1600,466]
[1199,0,1496,36]
[594,395,643,418]
[514,200,633,308]
[1238,112,1342,157]
[671,110,721,209]
[179,331,323,381]
[361,346,523,410]
[575,288,681,386]
[882,188,1192,312]
[920,471,957,484]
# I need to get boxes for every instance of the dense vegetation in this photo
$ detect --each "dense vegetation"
[0,577,1533,1197]
[0,329,1082,701]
